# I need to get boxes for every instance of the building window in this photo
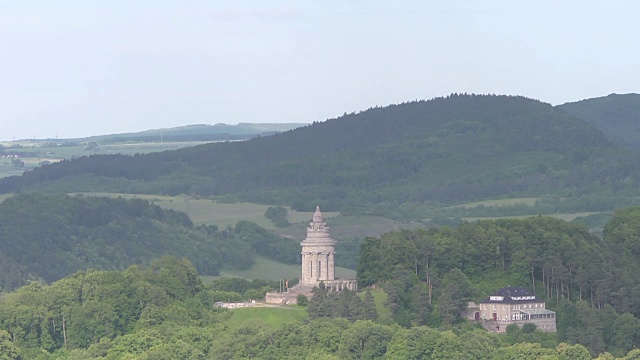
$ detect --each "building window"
[318,261,322,278]
[493,305,496,311]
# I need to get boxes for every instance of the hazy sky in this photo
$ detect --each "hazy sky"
[1,1,637,140]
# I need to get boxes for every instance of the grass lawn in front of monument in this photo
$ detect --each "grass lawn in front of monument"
[223,306,308,329]
[202,255,356,282]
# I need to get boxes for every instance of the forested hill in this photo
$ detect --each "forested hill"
[0,194,299,291]
[558,93,640,149]
[1,94,631,212]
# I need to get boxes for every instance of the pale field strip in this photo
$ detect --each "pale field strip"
[448,197,539,209]
[67,192,339,229]
[463,212,600,222]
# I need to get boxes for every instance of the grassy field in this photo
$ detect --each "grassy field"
[450,197,540,209]
[203,255,356,282]
[0,166,23,179]
[463,212,601,222]
[3,141,212,160]
[223,306,308,329]
[70,192,340,229]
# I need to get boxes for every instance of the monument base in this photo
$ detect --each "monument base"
[265,279,358,305]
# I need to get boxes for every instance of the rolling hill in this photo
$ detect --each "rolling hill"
[558,93,640,149]
[3,94,640,217]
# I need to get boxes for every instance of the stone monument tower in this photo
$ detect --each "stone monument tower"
[300,206,335,284]
[264,206,357,304]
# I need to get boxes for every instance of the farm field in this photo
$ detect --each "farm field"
[204,255,356,282]
[0,166,23,179]
[71,192,340,229]
[463,212,601,222]
[223,306,307,329]
[450,197,540,208]
[2,141,213,160]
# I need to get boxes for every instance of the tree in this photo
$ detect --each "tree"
[555,342,591,360]
[0,329,21,360]
[297,294,309,306]
[337,320,393,359]
[437,269,471,324]
[10,159,23,168]
[362,290,377,321]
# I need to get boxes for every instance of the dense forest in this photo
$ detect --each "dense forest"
[0,194,299,291]
[4,94,640,218]
[559,93,640,149]
[1,255,639,359]
[354,207,640,357]
[2,207,640,357]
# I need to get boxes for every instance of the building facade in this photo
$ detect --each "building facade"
[472,286,556,332]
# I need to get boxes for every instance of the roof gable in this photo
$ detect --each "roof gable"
[481,286,540,303]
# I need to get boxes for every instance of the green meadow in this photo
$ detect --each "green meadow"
[463,211,600,222]
[450,197,539,209]
[70,192,340,229]
[223,306,308,329]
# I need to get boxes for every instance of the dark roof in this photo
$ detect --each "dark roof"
[480,286,542,304]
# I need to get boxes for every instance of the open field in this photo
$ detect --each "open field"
[463,212,601,222]
[0,166,24,179]
[450,197,540,209]
[0,141,215,179]
[2,141,213,160]
[203,255,356,282]
[223,306,307,329]
[70,192,340,229]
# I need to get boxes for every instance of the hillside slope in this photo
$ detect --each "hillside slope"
[0,194,300,291]
[558,93,640,149]
[1,94,633,213]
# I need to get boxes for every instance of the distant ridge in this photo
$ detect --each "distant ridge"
[558,93,640,149]
[73,123,308,144]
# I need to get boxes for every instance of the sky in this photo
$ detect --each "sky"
[0,0,638,140]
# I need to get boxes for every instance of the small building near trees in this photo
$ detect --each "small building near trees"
[468,286,556,333]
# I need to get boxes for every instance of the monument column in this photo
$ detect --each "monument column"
[312,253,319,281]
[323,253,329,280]
[300,253,305,281]
[301,253,308,282]
[328,252,335,280]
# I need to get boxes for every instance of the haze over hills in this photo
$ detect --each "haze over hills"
[557,93,640,149]
[2,94,640,218]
